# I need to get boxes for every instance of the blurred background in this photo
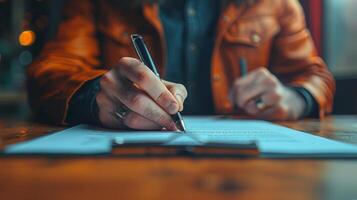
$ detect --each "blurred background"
[0,0,356,119]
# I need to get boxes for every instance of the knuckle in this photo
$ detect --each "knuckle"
[100,71,119,88]
[258,68,269,76]
[118,57,133,66]
[135,68,150,86]
[117,57,141,73]
[96,92,105,105]
[265,76,279,88]
[263,77,275,86]
[100,74,111,88]
[156,91,171,105]
[129,93,145,108]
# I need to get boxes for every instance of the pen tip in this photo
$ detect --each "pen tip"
[176,120,186,133]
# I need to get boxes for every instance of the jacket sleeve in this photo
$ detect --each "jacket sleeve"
[27,0,106,124]
[270,0,335,118]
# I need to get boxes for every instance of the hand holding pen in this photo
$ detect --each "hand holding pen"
[231,57,306,120]
[94,38,187,131]
[131,34,186,131]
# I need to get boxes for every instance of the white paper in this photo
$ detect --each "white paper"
[5,116,357,157]
[183,117,357,157]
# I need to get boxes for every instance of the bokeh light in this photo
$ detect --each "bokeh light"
[18,30,36,46]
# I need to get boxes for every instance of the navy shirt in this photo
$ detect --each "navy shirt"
[159,0,219,115]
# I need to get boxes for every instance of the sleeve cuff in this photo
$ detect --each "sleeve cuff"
[66,76,102,126]
[290,86,319,118]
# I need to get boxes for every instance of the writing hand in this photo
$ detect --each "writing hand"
[96,57,187,130]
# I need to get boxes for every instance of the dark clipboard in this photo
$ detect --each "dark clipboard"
[112,134,259,157]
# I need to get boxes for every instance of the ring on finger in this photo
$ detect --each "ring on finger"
[114,104,129,120]
[255,98,268,110]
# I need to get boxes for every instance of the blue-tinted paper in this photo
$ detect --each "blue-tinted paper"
[5,117,357,157]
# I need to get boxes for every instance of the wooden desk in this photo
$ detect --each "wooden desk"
[1,116,357,200]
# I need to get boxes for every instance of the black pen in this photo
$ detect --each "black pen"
[131,34,186,132]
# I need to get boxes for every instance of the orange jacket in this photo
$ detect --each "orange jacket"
[27,0,335,124]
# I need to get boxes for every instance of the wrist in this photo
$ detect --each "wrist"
[284,86,306,120]
[66,76,102,125]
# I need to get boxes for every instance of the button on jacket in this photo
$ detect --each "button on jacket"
[27,0,335,124]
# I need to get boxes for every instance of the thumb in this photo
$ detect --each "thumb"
[163,81,187,112]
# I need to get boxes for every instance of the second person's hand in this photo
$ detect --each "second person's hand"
[232,67,306,120]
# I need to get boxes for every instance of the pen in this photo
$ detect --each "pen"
[131,34,186,132]
[239,57,265,109]
[239,57,248,77]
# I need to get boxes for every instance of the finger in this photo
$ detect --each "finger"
[96,91,116,113]
[234,67,269,91]
[234,67,280,101]
[113,83,177,130]
[117,57,179,114]
[234,68,280,108]
[254,91,289,120]
[233,72,266,108]
[244,90,282,116]
[96,91,123,129]
[120,87,177,130]
[244,99,261,116]
[97,89,163,130]
[234,82,266,108]
[164,81,187,112]
[122,111,163,130]
[98,86,167,130]
[100,71,177,130]
[98,110,124,129]
[256,105,289,121]
[235,73,268,95]
[258,91,282,108]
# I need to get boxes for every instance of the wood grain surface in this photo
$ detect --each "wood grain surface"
[1,116,357,200]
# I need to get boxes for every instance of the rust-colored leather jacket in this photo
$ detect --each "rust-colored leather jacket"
[27,0,335,124]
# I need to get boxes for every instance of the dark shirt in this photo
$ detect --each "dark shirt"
[159,0,218,115]
[66,1,318,125]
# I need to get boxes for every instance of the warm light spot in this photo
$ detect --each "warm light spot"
[18,30,36,46]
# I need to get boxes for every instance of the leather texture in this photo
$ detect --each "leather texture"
[27,0,335,124]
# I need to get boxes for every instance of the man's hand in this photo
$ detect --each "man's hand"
[96,57,187,130]
[232,67,306,120]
